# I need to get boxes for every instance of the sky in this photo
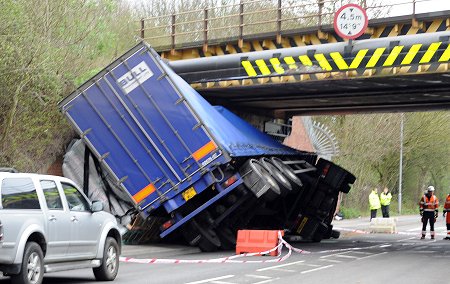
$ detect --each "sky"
[128,0,450,18]
[382,0,450,17]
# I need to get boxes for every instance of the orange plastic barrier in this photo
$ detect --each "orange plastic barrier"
[236,230,284,256]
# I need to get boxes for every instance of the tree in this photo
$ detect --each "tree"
[0,0,135,172]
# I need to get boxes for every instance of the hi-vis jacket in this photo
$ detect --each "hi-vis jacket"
[444,194,450,223]
[380,192,392,206]
[419,194,439,212]
[369,191,381,210]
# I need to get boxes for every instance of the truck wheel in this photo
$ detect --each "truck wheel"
[331,230,340,239]
[271,157,303,190]
[11,242,44,284]
[181,222,202,246]
[260,158,292,196]
[192,220,221,252]
[239,159,280,200]
[93,237,119,281]
[216,226,237,250]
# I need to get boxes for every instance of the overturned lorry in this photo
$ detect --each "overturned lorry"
[58,42,355,251]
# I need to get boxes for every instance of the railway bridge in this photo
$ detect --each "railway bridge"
[139,0,450,116]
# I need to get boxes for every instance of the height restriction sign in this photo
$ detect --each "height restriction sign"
[334,4,368,40]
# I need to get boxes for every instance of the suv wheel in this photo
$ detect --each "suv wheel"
[11,242,44,284]
[93,237,119,281]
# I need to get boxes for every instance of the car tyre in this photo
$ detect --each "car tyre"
[11,242,44,284]
[93,237,119,281]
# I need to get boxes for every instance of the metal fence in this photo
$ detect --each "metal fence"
[137,0,446,51]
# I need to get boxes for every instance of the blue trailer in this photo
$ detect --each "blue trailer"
[59,42,355,251]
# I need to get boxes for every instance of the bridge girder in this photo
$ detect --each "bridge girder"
[168,31,449,116]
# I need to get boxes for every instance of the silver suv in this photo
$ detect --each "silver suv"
[0,172,121,284]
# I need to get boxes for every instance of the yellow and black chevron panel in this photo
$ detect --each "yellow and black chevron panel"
[191,42,449,90]
[241,41,449,76]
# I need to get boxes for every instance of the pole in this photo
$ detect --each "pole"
[398,113,404,214]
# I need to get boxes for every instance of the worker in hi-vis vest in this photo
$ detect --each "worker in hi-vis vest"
[419,186,439,240]
[380,187,393,218]
[369,188,381,221]
[443,193,450,240]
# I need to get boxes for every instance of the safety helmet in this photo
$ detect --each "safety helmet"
[427,186,435,192]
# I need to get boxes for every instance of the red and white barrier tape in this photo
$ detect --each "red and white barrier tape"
[334,227,447,236]
[120,227,447,265]
[119,231,309,265]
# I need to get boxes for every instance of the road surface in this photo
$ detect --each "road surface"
[1,215,449,284]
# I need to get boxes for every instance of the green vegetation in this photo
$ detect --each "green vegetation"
[0,0,135,172]
[316,112,450,216]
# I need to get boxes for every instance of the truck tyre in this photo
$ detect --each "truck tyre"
[331,230,340,239]
[260,158,292,196]
[239,159,280,201]
[93,237,119,281]
[270,157,303,190]
[192,220,221,252]
[11,242,44,284]
[216,226,237,250]
[181,222,202,246]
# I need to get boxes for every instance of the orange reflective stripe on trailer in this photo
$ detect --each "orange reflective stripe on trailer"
[192,141,217,161]
[133,183,157,203]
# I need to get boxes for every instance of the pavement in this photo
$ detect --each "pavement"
[1,215,450,284]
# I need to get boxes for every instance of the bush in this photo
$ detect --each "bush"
[340,206,363,219]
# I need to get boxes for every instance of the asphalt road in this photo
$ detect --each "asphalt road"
[2,215,449,284]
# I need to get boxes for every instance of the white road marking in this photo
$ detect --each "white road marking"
[246,275,272,279]
[210,281,236,284]
[319,259,342,263]
[397,236,416,242]
[256,260,305,272]
[252,279,279,284]
[321,252,358,259]
[301,265,333,274]
[357,252,388,260]
[406,228,421,232]
[246,274,280,284]
[299,263,321,267]
[262,268,295,273]
[186,275,235,284]
[349,251,373,255]
[334,254,359,259]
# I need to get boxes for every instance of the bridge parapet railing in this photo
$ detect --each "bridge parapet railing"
[137,0,448,52]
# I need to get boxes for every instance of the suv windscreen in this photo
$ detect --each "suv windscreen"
[1,178,40,209]
[61,182,90,211]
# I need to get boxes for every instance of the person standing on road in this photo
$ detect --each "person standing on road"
[419,186,439,239]
[369,188,381,221]
[443,193,450,240]
[380,187,392,218]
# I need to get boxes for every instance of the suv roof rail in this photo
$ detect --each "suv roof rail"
[0,167,18,173]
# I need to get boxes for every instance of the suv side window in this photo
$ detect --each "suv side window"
[40,180,63,210]
[1,178,40,209]
[61,182,90,212]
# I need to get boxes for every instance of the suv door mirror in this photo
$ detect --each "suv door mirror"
[90,201,104,212]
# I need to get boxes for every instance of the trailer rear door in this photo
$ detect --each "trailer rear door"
[59,43,221,211]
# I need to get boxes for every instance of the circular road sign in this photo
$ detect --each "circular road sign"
[334,4,368,40]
